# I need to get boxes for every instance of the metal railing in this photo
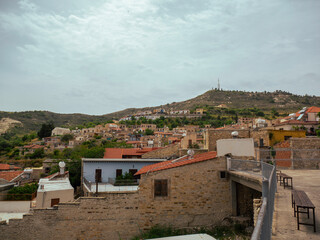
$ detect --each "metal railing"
[83,177,92,190]
[228,158,276,240]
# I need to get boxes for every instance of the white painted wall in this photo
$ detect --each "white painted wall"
[217,138,255,157]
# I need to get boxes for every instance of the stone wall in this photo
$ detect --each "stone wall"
[207,130,251,151]
[142,144,179,159]
[0,193,140,240]
[253,198,262,226]
[236,183,261,222]
[138,157,232,230]
[291,137,320,169]
[178,149,208,157]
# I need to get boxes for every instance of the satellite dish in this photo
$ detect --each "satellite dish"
[59,161,66,168]
[231,131,239,137]
[187,149,195,156]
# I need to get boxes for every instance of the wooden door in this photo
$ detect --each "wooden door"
[51,198,60,207]
[95,169,102,182]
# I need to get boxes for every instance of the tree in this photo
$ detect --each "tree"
[37,122,54,139]
[61,134,74,143]
[145,129,154,135]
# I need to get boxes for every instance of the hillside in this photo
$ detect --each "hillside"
[103,90,320,118]
[1,90,319,134]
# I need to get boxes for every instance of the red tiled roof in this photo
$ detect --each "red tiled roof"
[275,120,319,126]
[23,144,43,149]
[0,164,21,171]
[103,148,160,159]
[306,106,320,113]
[0,171,24,182]
[135,151,217,175]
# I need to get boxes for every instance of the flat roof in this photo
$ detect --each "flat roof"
[82,158,166,162]
[38,178,73,192]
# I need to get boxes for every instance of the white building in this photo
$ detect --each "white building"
[36,163,74,208]
[51,127,71,136]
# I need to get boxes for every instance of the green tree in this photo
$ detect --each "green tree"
[61,134,74,143]
[37,122,55,139]
[145,129,154,135]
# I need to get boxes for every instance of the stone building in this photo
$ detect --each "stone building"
[135,151,232,230]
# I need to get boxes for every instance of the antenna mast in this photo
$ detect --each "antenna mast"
[218,78,220,90]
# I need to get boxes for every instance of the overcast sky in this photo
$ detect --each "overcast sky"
[0,0,319,115]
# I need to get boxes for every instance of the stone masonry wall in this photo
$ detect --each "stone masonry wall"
[138,157,232,230]
[291,137,320,169]
[236,183,261,223]
[207,130,251,151]
[0,193,140,240]
[142,143,179,159]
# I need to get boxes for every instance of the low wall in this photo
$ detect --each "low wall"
[0,201,30,213]
[0,193,140,240]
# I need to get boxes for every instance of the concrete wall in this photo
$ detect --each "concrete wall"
[138,157,232,231]
[36,189,74,209]
[217,138,255,157]
[0,193,140,240]
[83,160,162,182]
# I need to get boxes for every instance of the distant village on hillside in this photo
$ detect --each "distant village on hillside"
[0,105,319,240]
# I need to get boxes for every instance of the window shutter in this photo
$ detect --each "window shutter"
[161,180,168,196]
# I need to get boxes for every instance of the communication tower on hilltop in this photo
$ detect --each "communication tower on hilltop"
[218,78,220,90]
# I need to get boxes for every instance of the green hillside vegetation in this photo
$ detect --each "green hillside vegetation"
[1,89,319,134]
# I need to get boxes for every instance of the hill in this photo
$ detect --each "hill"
[1,90,319,134]
[103,89,320,118]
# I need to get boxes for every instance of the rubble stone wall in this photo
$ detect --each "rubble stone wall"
[138,157,232,230]
[0,193,140,240]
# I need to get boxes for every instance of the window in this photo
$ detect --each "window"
[219,171,227,179]
[116,169,122,178]
[284,136,291,140]
[129,169,139,179]
[154,179,168,197]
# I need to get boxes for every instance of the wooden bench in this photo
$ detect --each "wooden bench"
[278,173,293,189]
[292,190,316,232]
[276,170,281,183]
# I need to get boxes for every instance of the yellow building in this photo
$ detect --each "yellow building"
[268,130,306,146]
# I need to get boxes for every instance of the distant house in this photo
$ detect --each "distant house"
[51,127,71,136]
[36,169,73,209]
[103,148,160,159]
[0,164,21,172]
[82,157,166,195]
[0,171,24,184]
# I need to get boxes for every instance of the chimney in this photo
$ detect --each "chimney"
[187,149,195,160]
[59,161,66,175]
[231,131,239,138]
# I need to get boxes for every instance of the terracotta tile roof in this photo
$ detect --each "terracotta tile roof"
[23,144,43,149]
[0,164,21,171]
[275,120,319,126]
[306,106,320,113]
[103,148,160,158]
[0,171,24,182]
[135,151,217,175]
